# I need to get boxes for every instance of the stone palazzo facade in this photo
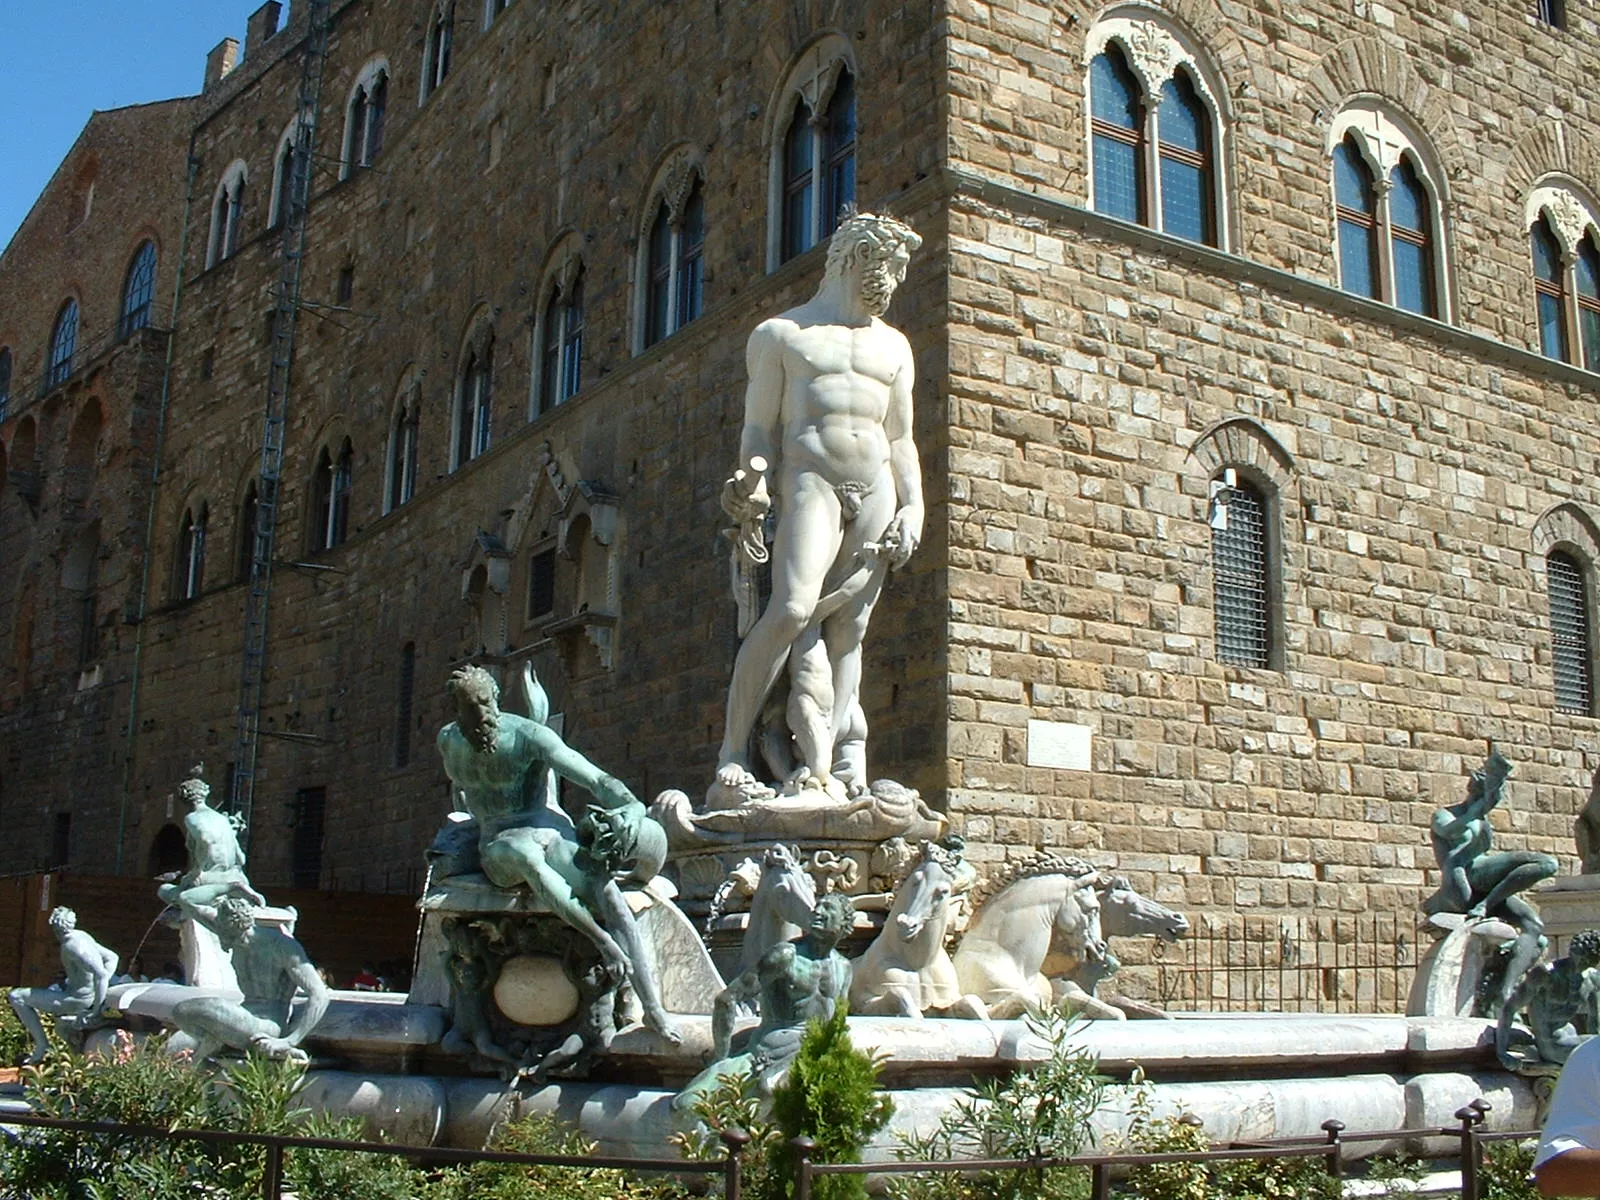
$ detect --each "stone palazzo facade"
[2,0,1599,948]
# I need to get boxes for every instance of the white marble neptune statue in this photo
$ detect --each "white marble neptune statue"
[715,211,924,803]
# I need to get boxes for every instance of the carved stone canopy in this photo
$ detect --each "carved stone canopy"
[1527,183,1600,259]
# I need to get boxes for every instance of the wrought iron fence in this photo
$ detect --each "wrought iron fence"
[1144,910,1423,1015]
[0,1110,750,1200]
[793,1100,1528,1200]
[0,1099,1534,1200]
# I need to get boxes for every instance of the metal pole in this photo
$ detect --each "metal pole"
[721,1127,751,1200]
[1455,1104,1483,1200]
[262,1140,284,1199]
[1320,1119,1345,1179]
[791,1136,816,1200]
[1091,1161,1112,1200]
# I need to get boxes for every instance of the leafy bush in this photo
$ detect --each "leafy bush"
[0,988,33,1067]
[673,1065,782,1200]
[1117,1089,1209,1200]
[2,1035,415,1200]
[767,1007,894,1200]
[1480,1139,1539,1200]
[424,1111,675,1200]
[888,1009,1102,1200]
[1114,1084,1338,1200]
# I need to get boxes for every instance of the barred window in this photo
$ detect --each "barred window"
[0,347,12,422]
[1211,476,1271,668]
[396,642,416,768]
[1548,550,1592,715]
[527,546,556,620]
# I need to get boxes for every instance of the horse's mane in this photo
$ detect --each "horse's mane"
[968,850,1097,910]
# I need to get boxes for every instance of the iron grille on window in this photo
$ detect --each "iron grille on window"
[1548,551,1592,714]
[1538,0,1566,29]
[528,547,556,619]
[395,643,416,768]
[1212,480,1270,668]
[291,786,327,889]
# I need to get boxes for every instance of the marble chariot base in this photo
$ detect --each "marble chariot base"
[157,1004,1536,1158]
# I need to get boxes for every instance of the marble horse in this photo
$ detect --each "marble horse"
[952,855,1116,1020]
[851,841,986,1019]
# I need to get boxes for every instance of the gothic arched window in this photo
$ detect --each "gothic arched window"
[1090,46,1146,225]
[208,162,247,267]
[175,503,208,600]
[772,49,857,266]
[1329,106,1449,318]
[1334,136,1380,300]
[455,338,493,468]
[310,439,353,550]
[638,172,707,351]
[1084,21,1227,248]
[120,241,158,339]
[422,4,453,99]
[47,299,79,390]
[1533,214,1570,362]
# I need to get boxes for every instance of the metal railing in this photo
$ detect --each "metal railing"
[792,1100,1533,1200]
[2,312,173,425]
[0,1098,1535,1200]
[1148,910,1422,1014]
[0,1111,751,1200]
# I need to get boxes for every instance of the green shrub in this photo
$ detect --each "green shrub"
[0,988,32,1067]
[766,1007,894,1200]
[423,1110,685,1200]
[1115,1084,1338,1200]
[2,1036,418,1200]
[1117,1097,1209,1200]
[888,1009,1102,1200]
[1480,1139,1538,1200]
[673,1065,783,1200]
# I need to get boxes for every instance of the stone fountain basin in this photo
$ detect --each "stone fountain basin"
[225,1005,1533,1157]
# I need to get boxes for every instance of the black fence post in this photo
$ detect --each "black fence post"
[791,1136,816,1200]
[262,1139,284,1200]
[1456,1103,1486,1200]
[1321,1118,1345,1179]
[1091,1161,1112,1200]
[721,1127,751,1200]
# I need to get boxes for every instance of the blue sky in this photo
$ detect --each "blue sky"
[0,2,258,252]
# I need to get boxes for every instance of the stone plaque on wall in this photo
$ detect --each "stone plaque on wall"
[1026,721,1093,772]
